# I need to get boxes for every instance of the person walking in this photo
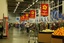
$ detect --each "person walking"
[25,22,30,34]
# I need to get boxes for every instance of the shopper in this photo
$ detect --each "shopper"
[25,22,30,34]
[0,22,4,39]
[40,22,45,31]
[38,22,40,31]
[9,23,11,29]
[20,22,25,33]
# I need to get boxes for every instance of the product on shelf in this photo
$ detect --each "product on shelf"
[42,29,54,32]
[52,27,64,36]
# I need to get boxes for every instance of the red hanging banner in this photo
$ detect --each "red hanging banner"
[25,13,29,20]
[20,15,25,21]
[30,10,35,18]
[41,4,48,16]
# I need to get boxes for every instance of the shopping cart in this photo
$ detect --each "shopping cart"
[28,29,37,43]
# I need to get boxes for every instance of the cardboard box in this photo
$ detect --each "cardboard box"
[51,35,64,43]
[38,32,53,43]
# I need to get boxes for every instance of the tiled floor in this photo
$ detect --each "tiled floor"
[0,28,37,43]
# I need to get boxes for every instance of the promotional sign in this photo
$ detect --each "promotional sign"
[41,4,48,16]
[25,13,29,20]
[20,15,25,21]
[30,10,35,18]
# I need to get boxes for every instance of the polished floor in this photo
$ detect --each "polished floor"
[0,27,37,43]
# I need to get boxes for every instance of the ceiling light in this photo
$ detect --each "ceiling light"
[35,0,38,2]
[18,2,20,5]
[51,1,54,3]
[22,1,36,13]
[13,2,20,13]
[24,9,26,11]
[26,8,28,9]
[16,2,20,6]
[32,2,35,5]
[28,6,30,8]
[30,5,32,7]
[13,6,18,13]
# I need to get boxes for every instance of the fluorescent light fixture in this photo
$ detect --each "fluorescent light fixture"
[36,0,38,2]
[28,6,30,8]
[26,8,28,9]
[32,2,35,5]
[30,5,32,7]
[13,2,20,13]
[18,2,20,5]
[24,9,26,11]
[22,0,38,13]
[50,1,54,3]
[22,10,25,13]
[13,6,17,13]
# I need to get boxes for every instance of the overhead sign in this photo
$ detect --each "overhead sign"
[20,15,25,21]
[30,10,36,18]
[24,13,29,20]
[41,4,48,16]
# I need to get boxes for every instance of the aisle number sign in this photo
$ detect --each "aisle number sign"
[30,10,35,18]
[41,4,48,16]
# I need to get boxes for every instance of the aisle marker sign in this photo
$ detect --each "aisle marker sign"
[30,10,35,18]
[41,4,48,16]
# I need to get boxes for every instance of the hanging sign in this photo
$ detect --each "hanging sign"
[30,10,35,18]
[25,13,29,20]
[41,4,48,16]
[20,15,25,21]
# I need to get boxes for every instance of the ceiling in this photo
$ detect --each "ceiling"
[7,0,40,14]
[7,0,56,15]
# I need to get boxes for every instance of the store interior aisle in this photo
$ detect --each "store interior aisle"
[12,28,29,43]
[0,27,34,43]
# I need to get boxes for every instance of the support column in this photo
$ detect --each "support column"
[3,0,8,17]
[48,0,50,23]
[62,1,64,14]
[0,0,8,37]
[0,0,8,19]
